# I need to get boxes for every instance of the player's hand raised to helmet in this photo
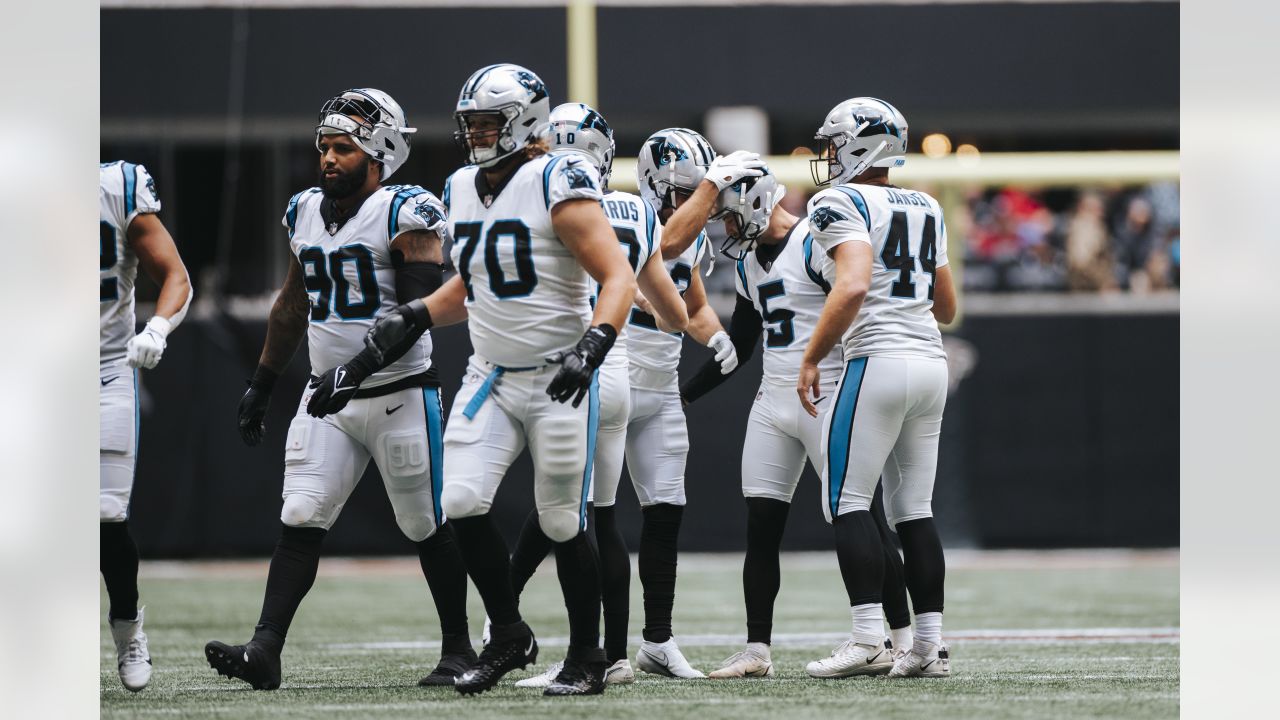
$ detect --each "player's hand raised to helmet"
[546,324,617,407]
[705,151,766,191]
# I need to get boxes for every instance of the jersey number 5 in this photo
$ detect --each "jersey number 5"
[100,221,119,301]
[880,211,938,300]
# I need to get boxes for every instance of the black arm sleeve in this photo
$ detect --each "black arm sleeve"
[680,292,763,405]
[394,259,446,304]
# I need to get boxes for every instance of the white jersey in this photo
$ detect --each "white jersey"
[445,153,604,367]
[599,188,661,368]
[100,161,162,365]
[627,230,708,375]
[285,184,447,388]
[807,183,949,360]
[735,217,843,385]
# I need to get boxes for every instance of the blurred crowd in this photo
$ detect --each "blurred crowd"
[954,183,1180,293]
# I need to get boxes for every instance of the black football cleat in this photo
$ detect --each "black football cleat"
[418,648,479,687]
[543,654,608,697]
[204,639,282,690]
[455,625,538,696]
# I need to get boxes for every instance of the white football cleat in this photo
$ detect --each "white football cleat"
[708,642,774,679]
[514,660,563,688]
[604,658,635,685]
[481,615,492,646]
[636,637,705,678]
[805,638,893,678]
[888,641,950,678]
[109,606,152,692]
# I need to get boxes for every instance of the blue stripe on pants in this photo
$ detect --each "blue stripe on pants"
[579,372,600,530]
[423,387,445,527]
[826,357,868,518]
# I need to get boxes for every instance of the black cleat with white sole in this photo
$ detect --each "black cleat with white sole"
[204,639,282,690]
[455,622,538,696]
[543,647,608,697]
[418,648,479,687]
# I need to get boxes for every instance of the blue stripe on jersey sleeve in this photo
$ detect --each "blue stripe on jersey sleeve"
[833,186,871,228]
[803,234,833,295]
[643,200,656,257]
[542,155,565,209]
[735,258,749,299]
[695,230,707,260]
[285,190,309,239]
[388,186,428,240]
[121,162,137,216]
[441,172,455,211]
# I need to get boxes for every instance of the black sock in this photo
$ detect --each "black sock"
[450,514,521,627]
[509,510,554,600]
[833,510,884,606]
[252,524,327,653]
[872,484,912,629]
[100,522,140,622]
[744,498,790,645]
[896,517,946,615]
[415,522,472,654]
[639,503,683,644]
[594,505,631,662]
[554,530,602,652]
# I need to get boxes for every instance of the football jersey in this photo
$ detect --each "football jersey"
[626,230,708,375]
[807,183,949,360]
[100,161,162,365]
[598,188,661,369]
[734,217,843,385]
[445,153,604,367]
[285,184,447,388]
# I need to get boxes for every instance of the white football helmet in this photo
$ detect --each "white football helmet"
[454,63,551,168]
[315,88,416,181]
[811,97,908,186]
[636,128,716,217]
[712,168,785,261]
[548,102,616,187]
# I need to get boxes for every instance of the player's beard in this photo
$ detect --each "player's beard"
[319,161,369,200]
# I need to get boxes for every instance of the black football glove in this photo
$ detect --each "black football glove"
[546,324,617,407]
[238,366,278,446]
[306,357,374,418]
[365,299,433,365]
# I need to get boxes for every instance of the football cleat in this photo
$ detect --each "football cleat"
[707,642,774,679]
[455,626,538,695]
[635,637,705,679]
[805,638,894,679]
[543,653,608,696]
[514,660,563,688]
[109,607,152,692]
[204,639,281,690]
[418,648,478,687]
[888,641,951,678]
[604,658,636,685]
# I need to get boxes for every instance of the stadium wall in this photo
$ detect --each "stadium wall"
[128,311,1177,558]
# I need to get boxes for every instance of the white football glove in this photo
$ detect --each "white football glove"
[709,330,738,375]
[705,150,766,191]
[126,316,172,369]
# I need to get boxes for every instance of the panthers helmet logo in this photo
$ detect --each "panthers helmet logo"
[514,71,548,103]
[564,162,596,191]
[809,206,847,231]
[413,200,443,225]
[851,107,902,139]
[648,136,688,168]
[146,176,159,201]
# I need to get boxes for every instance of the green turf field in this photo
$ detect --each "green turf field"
[101,551,1178,719]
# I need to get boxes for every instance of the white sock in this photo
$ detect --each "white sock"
[890,625,914,651]
[914,611,943,650]
[850,604,883,646]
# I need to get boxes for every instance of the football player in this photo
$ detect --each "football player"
[203,89,474,690]
[100,160,193,692]
[504,102,689,689]
[800,98,957,679]
[678,166,915,678]
[588,129,763,679]
[348,65,640,697]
